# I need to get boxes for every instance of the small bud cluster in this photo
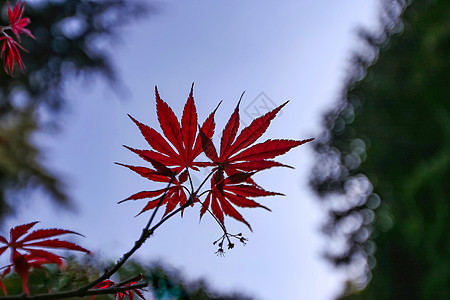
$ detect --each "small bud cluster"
[213,233,248,256]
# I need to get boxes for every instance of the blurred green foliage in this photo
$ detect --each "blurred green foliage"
[0,0,150,221]
[0,257,253,299]
[311,0,450,298]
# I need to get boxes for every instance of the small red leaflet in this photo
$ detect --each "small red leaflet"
[8,1,35,41]
[1,0,34,76]
[0,222,89,295]
[91,276,146,300]
[117,167,190,217]
[202,171,280,231]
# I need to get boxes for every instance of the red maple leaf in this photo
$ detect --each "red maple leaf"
[0,252,61,296]
[8,1,35,41]
[199,101,313,229]
[120,84,219,216]
[125,84,218,174]
[201,171,282,230]
[0,222,89,295]
[0,265,11,295]
[0,35,26,75]
[92,276,146,300]
[0,0,34,76]
[117,166,191,217]
[121,85,313,232]
[200,101,313,177]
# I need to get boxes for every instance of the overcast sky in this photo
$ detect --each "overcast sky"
[6,1,380,299]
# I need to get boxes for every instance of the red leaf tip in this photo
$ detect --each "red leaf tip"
[238,91,245,103]
[155,85,161,101]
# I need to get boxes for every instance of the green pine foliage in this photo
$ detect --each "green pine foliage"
[311,0,450,298]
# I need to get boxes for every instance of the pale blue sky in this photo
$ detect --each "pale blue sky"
[6,1,379,299]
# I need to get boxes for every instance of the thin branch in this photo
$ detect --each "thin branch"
[117,274,144,287]
[0,282,147,300]
[149,198,192,232]
[198,198,229,237]
[81,174,176,291]
[194,169,216,196]
[84,282,147,296]
[0,169,215,299]
[0,176,176,300]
[186,167,194,193]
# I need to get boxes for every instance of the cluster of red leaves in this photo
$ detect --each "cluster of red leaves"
[0,1,35,76]
[120,85,313,231]
[0,222,89,295]
[92,276,146,300]
[118,85,217,216]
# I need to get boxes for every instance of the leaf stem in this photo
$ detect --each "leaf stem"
[83,175,176,291]
[194,169,216,197]
[186,167,195,194]
[197,199,229,240]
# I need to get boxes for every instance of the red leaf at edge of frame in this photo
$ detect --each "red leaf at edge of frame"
[0,222,90,295]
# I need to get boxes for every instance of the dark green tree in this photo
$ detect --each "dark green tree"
[0,0,150,221]
[311,0,449,298]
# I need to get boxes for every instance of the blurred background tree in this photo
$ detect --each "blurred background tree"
[0,0,149,221]
[0,258,253,299]
[310,0,449,299]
